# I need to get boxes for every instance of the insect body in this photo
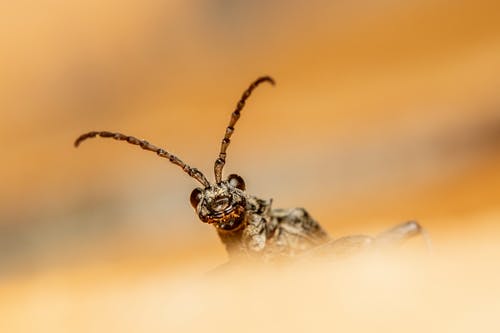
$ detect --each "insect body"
[75,76,424,262]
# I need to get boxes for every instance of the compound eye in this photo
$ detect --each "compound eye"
[190,188,203,209]
[228,174,245,191]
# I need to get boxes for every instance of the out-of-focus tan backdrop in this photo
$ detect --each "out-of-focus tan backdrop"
[1,1,499,332]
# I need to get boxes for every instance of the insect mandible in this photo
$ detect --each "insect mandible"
[75,76,425,262]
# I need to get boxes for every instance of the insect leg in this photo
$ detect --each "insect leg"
[311,235,374,258]
[308,221,431,259]
[375,221,432,250]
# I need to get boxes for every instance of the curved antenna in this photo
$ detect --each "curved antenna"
[75,131,210,187]
[214,76,275,183]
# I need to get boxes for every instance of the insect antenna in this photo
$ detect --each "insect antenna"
[214,76,275,183]
[74,131,210,186]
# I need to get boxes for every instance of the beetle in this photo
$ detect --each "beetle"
[75,76,425,262]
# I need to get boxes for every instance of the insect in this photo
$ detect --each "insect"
[75,76,425,262]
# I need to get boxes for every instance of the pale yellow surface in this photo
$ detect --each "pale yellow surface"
[1,1,499,331]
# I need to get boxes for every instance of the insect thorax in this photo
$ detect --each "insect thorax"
[200,188,330,260]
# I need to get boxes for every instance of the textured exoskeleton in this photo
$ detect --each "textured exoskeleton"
[75,76,425,262]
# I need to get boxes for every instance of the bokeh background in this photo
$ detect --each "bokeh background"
[1,0,500,331]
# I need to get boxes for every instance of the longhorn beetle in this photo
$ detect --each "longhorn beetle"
[75,76,425,262]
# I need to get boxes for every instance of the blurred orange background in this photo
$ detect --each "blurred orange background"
[1,0,500,331]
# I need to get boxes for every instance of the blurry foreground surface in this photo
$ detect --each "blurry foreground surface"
[1,238,499,332]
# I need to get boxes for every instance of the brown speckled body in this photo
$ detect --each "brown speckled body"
[213,195,329,260]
